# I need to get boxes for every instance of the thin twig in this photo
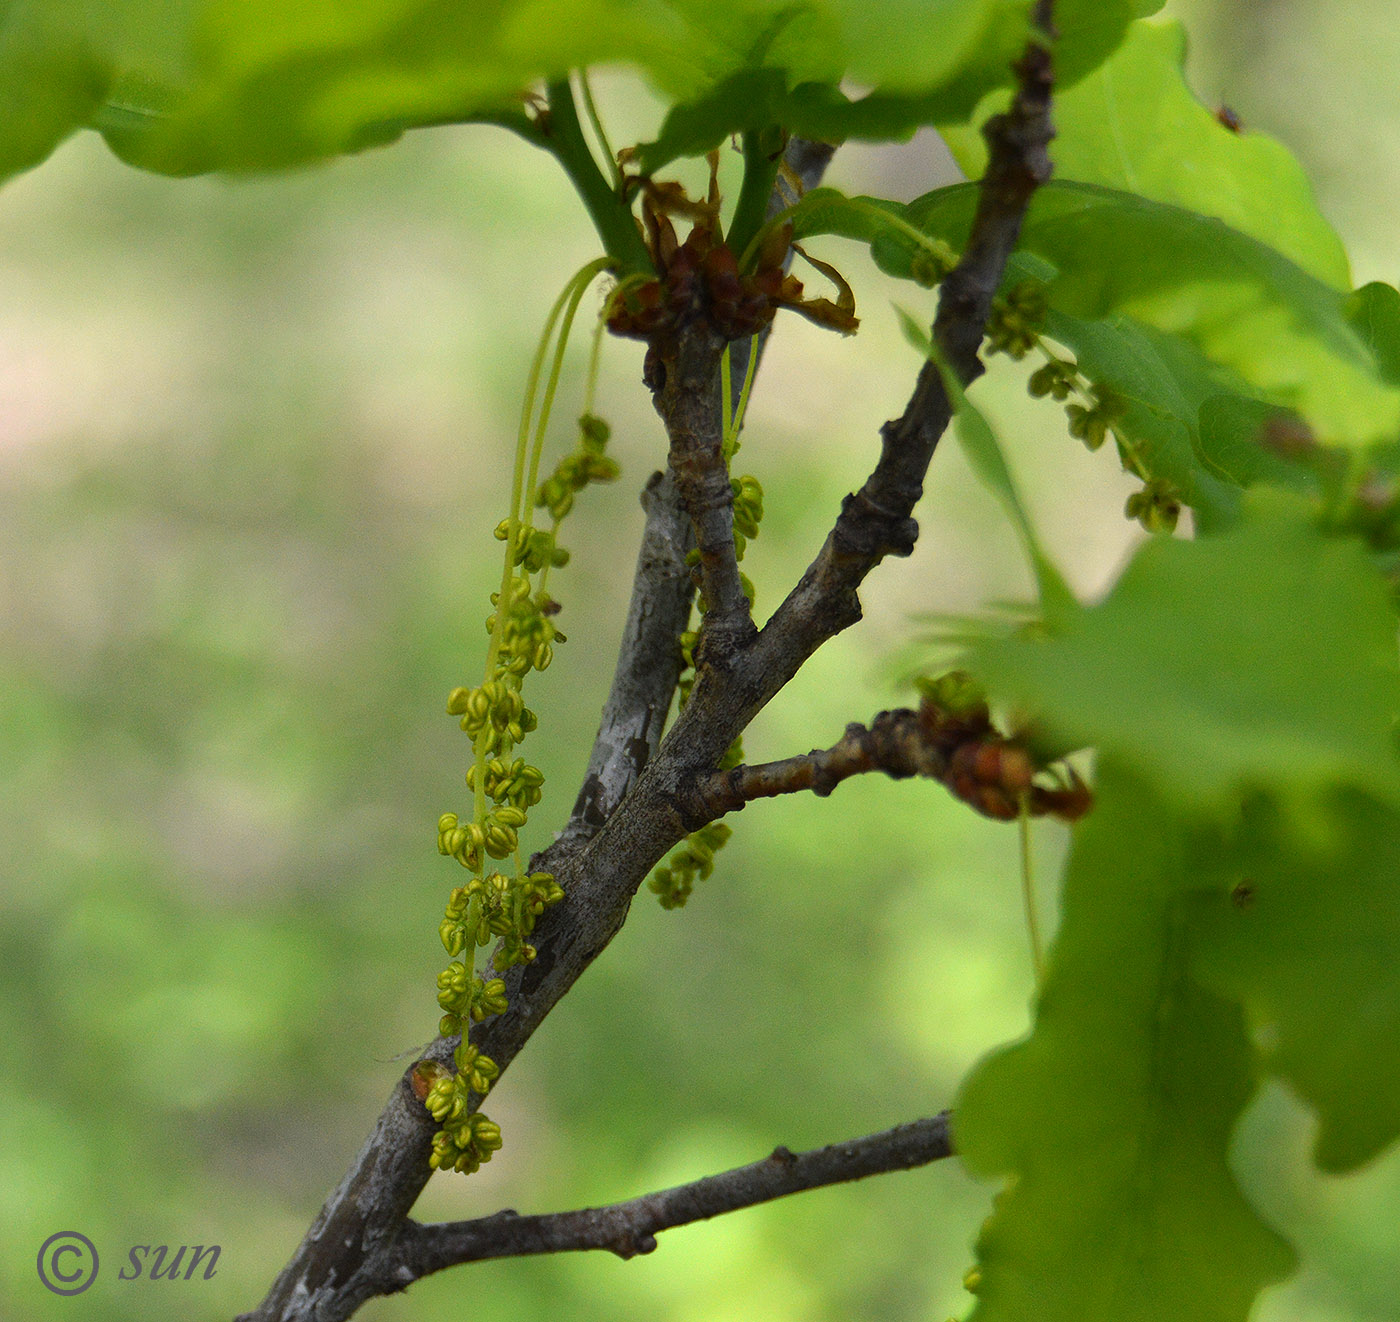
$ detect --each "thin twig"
[934,1,1056,377]
[560,134,834,848]
[678,704,1089,830]
[388,1115,952,1286]
[685,708,952,823]
[693,11,1056,738]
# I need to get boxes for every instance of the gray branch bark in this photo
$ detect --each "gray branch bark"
[560,468,695,847]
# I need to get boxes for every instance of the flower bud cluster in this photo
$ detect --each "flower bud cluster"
[484,577,564,678]
[985,281,1047,359]
[437,871,563,967]
[536,413,621,521]
[496,520,569,573]
[448,672,541,749]
[649,822,733,909]
[1124,476,1182,534]
[466,756,545,809]
[731,473,764,559]
[436,807,531,869]
[435,964,510,1036]
[908,239,958,289]
[428,1102,504,1175]
[1065,391,1126,453]
[1024,340,1183,536]
[915,670,1093,823]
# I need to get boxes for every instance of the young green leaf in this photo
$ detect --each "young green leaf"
[0,16,106,183]
[579,0,1162,172]
[1192,789,1400,1173]
[1193,393,1320,496]
[1346,280,1400,386]
[943,19,1350,288]
[969,491,1400,813]
[0,0,201,184]
[0,0,1163,189]
[783,188,958,287]
[632,9,1020,177]
[956,763,1296,1322]
[906,180,1400,441]
[97,0,1038,175]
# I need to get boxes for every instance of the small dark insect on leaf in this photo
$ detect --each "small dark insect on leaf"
[1231,879,1256,910]
[1216,104,1243,133]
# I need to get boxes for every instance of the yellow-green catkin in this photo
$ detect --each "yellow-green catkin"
[427,260,619,1174]
[1018,310,1177,535]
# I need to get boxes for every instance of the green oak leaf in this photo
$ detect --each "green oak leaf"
[0,0,1162,187]
[956,763,1296,1322]
[787,187,923,265]
[790,179,1400,440]
[102,0,1036,175]
[0,9,108,183]
[905,180,1399,441]
[969,491,1400,811]
[1192,789,1400,1173]
[1193,393,1321,497]
[943,19,1350,288]
[1346,280,1400,387]
[0,0,202,182]
[635,0,1161,171]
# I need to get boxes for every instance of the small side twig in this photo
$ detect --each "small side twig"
[652,136,836,673]
[679,701,1091,830]
[388,1114,952,1285]
[563,134,835,846]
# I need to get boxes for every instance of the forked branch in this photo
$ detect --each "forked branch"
[241,7,1058,1311]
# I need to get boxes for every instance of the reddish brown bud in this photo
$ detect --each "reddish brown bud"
[997,744,1035,794]
[970,743,1003,784]
[974,786,1019,821]
[1032,773,1094,822]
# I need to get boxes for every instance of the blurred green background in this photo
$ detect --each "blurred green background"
[3,3,1398,1319]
